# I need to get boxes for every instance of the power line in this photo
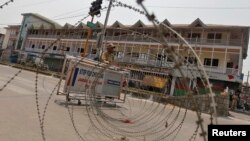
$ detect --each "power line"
[0,13,90,26]
[0,4,111,26]
[53,14,88,21]
[14,0,59,8]
[0,0,14,9]
[51,7,90,18]
[147,5,250,10]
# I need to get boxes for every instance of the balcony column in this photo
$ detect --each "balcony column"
[201,28,204,44]
[224,48,228,73]
[111,29,115,41]
[122,43,126,62]
[226,33,230,45]
[170,76,177,96]
[156,44,160,66]
[210,47,214,72]
[238,48,243,76]
[118,29,121,41]
[139,45,142,63]
[70,41,74,55]
[130,45,134,62]
[147,45,150,64]
[190,29,193,42]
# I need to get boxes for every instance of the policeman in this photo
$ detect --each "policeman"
[101,43,115,64]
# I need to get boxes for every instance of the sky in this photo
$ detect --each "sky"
[1,0,250,81]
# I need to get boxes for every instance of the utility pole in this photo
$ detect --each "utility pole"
[97,0,113,60]
[247,71,250,85]
[57,43,66,95]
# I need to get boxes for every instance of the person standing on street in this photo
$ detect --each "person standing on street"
[101,43,116,64]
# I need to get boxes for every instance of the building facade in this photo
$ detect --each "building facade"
[7,13,250,95]
[0,33,5,48]
[0,25,20,62]
[0,32,5,58]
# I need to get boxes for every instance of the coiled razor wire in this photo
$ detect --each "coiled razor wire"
[74,1,218,141]
[37,1,216,141]
[0,1,219,141]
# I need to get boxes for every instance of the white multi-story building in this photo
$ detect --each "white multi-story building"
[7,13,250,95]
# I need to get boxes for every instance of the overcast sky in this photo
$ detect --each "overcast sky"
[1,0,250,81]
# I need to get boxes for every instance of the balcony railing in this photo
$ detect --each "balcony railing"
[107,35,242,46]
[115,56,240,76]
[27,33,242,47]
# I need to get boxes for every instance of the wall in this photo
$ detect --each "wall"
[2,29,11,49]
[0,34,4,48]
[16,15,53,50]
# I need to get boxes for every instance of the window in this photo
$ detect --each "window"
[164,33,170,38]
[45,32,49,35]
[188,33,201,39]
[226,62,234,68]
[157,54,166,61]
[195,23,202,27]
[66,47,70,52]
[53,46,57,50]
[31,44,35,48]
[80,48,84,53]
[215,34,222,39]
[207,33,214,39]
[172,34,178,38]
[139,53,147,59]
[84,32,88,37]
[213,59,219,66]
[185,57,197,64]
[56,32,60,35]
[77,48,80,52]
[207,33,222,40]
[204,58,219,67]
[42,45,45,49]
[114,32,120,36]
[80,32,84,39]
[91,49,97,54]
[131,52,139,58]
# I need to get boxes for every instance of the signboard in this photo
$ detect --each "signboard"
[143,75,167,88]
[102,70,123,97]
[64,58,124,98]
[87,21,96,28]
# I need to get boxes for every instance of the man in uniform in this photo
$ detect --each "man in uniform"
[101,43,116,64]
[101,43,116,102]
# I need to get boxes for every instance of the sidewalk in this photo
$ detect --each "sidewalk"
[232,109,250,115]
[229,111,250,122]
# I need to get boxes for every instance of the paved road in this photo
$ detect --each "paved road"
[0,64,249,141]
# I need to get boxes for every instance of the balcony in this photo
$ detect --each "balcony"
[27,33,242,47]
[27,34,86,40]
[115,56,240,76]
[106,35,242,47]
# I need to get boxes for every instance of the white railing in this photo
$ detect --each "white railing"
[27,33,242,47]
[115,56,241,76]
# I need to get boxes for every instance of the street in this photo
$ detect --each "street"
[0,64,249,141]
